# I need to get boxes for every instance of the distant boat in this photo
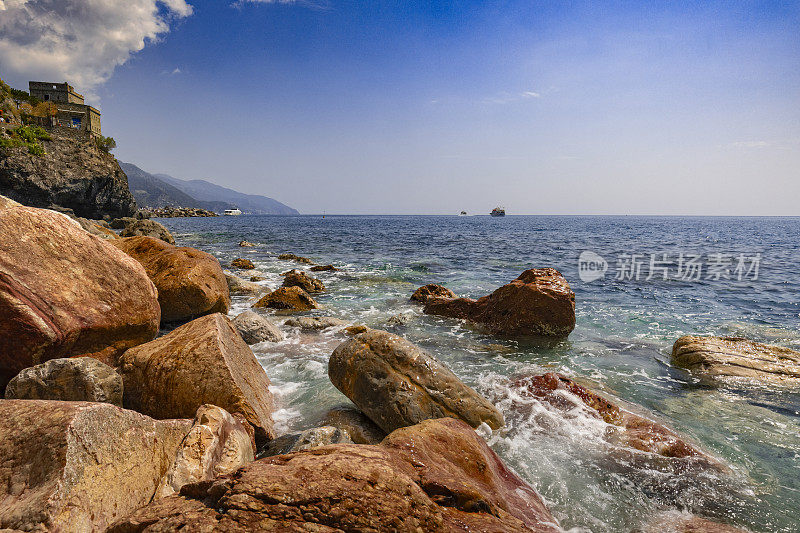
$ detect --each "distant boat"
[459,210,467,216]
[223,208,242,216]
[490,207,505,217]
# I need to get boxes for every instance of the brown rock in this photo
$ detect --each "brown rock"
[232,310,283,343]
[109,418,558,532]
[329,329,504,433]
[411,283,457,303]
[310,264,338,272]
[249,275,266,282]
[281,268,324,292]
[113,236,230,324]
[73,216,119,240]
[224,271,262,295]
[231,257,255,269]
[0,205,160,391]
[0,194,22,210]
[277,252,313,264]
[253,286,319,312]
[257,426,353,458]
[120,219,175,244]
[238,241,255,247]
[0,400,191,532]
[323,405,387,444]
[119,313,275,443]
[672,335,800,385]
[424,268,575,337]
[344,324,369,335]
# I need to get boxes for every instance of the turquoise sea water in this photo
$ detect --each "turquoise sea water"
[160,215,800,532]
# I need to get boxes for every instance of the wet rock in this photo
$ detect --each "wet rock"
[344,324,369,335]
[410,283,457,303]
[635,511,749,533]
[155,405,255,499]
[424,268,576,338]
[282,269,325,292]
[324,405,387,444]
[110,216,136,229]
[5,357,123,406]
[253,286,319,312]
[119,313,275,444]
[231,257,255,269]
[232,310,283,344]
[278,252,314,264]
[284,316,347,331]
[257,426,352,458]
[224,271,262,295]
[120,219,175,244]
[108,418,558,532]
[386,312,412,326]
[672,335,800,385]
[329,329,504,433]
[0,204,160,391]
[113,236,230,324]
[238,240,255,247]
[0,400,191,532]
[310,264,338,272]
[249,275,266,282]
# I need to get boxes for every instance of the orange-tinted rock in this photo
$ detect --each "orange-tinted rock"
[253,286,319,312]
[424,268,575,337]
[119,313,275,444]
[410,283,457,303]
[231,257,255,269]
[277,252,313,264]
[113,236,230,324]
[109,418,559,532]
[310,264,337,272]
[0,205,160,391]
[281,269,324,292]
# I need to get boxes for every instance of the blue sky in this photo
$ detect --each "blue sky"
[2,1,799,214]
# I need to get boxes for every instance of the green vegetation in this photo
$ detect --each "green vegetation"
[0,125,51,155]
[95,134,116,153]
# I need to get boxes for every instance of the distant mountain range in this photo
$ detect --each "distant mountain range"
[120,162,299,215]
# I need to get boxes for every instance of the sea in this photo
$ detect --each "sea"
[158,214,800,533]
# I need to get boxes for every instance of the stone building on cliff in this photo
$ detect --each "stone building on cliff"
[28,81,101,135]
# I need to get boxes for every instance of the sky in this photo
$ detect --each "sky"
[1,0,799,215]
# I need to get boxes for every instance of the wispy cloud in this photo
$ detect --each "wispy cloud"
[483,90,543,105]
[232,0,331,9]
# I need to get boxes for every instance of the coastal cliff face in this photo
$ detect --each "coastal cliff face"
[0,127,136,219]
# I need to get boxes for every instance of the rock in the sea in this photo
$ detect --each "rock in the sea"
[119,313,275,443]
[224,271,263,295]
[324,405,387,444]
[672,335,800,385]
[329,329,504,433]
[635,511,749,533]
[278,252,314,264]
[231,257,255,269]
[120,219,175,244]
[410,283,457,303]
[0,204,160,391]
[424,268,576,337]
[344,324,369,335]
[257,426,353,458]
[110,216,136,229]
[155,404,255,499]
[108,417,558,532]
[253,286,319,312]
[113,236,230,324]
[0,400,191,532]
[284,316,347,330]
[5,357,123,406]
[239,240,255,247]
[310,264,338,272]
[386,312,413,326]
[232,310,283,343]
[282,268,325,292]
[250,275,266,282]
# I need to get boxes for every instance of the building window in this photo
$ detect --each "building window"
[44,94,49,101]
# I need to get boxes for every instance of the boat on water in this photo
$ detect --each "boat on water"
[223,208,242,216]
[490,207,506,217]
[459,210,467,216]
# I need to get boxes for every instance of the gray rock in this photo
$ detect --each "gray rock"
[225,272,263,295]
[233,311,284,344]
[110,216,136,229]
[328,329,505,433]
[120,219,175,244]
[324,405,386,444]
[5,357,123,406]
[386,313,412,327]
[284,316,347,331]
[257,426,352,458]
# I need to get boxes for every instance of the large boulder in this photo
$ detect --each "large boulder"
[224,271,263,295]
[73,216,119,240]
[329,329,504,433]
[253,286,319,312]
[424,268,575,337]
[410,283,457,303]
[155,404,255,499]
[120,219,175,244]
[0,204,160,392]
[672,335,800,385]
[282,269,324,292]
[232,310,283,344]
[118,313,276,443]
[257,426,353,458]
[113,236,230,324]
[0,400,191,532]
[5,357,123,406]
[109,418,559,532]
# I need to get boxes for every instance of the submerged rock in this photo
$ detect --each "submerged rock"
[224,271,263,295]
[424,268,576,338]
[284,316,347,331]
[119,313,276,444]
[232,310,283,343]
[231,257,255,269]
[386,312,413,326]
[253,286,319,312]
[278,252,314,264]
[282,269,324,292]
[323,405,387,444]
[310,264,338,272]
[113,236,230,324]
[257,426,353,458]
[410,283,457,303]
[0,204,160,391]
[239,240,255,247]
[120,219,175,244]
[108,418,559,532]
[0,400,191,532]
[5,357,123,406]
[672,335,800,385]
[329,329,504,433]
[635,511,749,533]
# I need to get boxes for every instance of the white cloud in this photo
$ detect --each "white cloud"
[521,91,541,99]
[484,90,543,105]
[0,0,193,100]
[232,0,330,9]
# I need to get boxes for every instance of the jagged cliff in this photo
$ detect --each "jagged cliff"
[0,127,136,219]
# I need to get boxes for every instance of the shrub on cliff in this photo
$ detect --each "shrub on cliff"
[95,134,117,153]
